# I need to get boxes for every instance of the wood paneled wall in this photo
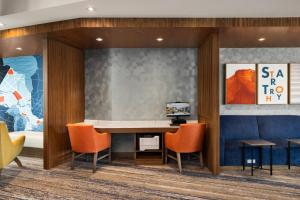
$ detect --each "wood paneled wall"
[43,39,85,169]
[198,32,220,175]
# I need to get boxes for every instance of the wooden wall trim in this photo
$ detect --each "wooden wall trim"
[198,31,220,175]
[43,39,49,169]
[43,38,85,169]
[2,17,300,39]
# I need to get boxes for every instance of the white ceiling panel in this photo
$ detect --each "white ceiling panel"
[1,0,300,30]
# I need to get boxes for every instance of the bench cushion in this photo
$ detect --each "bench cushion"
[9,131,43,149]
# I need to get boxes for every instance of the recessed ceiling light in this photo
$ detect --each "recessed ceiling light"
[258,37,266,42]
[87,6,95,12]
[16,47,23,51]
[0,22,4,27]
[156,37,164,42]
[96,37,103,42]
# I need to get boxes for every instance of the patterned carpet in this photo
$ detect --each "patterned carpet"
[1,157,300,200]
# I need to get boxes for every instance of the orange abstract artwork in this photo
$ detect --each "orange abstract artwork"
[0,96,4,103]
[226,64,256,104]
[13,91,23,100]
[7,69,14,75]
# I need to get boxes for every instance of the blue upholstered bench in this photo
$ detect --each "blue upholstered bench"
[220,116,260,166]
[220,115,300,166]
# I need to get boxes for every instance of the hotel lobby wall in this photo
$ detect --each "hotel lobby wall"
[44,39,85,169]
[220,48,300,115]
[85,48,198,152]
[85,48,198,120]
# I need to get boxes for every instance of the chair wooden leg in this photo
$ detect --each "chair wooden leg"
[14,157,23,167]
[199,152,204,168]
[0,169,2,176]
[93,152,98,173]
[108,148,112,164]
[176,152,182,173]
[71,152,75,170]
[165,148,168,164]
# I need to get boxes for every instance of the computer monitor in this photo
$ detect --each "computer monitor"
[166,102,191,116]
[166,102,190,125]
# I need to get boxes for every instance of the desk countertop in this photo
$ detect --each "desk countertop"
[84,120,198,133]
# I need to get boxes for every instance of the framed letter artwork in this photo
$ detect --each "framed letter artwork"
[258,64,288,104]
[290,64,300,104]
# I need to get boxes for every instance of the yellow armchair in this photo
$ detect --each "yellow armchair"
[0,122,25,175]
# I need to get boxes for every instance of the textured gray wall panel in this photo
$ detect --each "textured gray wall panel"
[85,48,198,120]
[85,48,198,152]
[85,50,112,120]
[220,48,300,115]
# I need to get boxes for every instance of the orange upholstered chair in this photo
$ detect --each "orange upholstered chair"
[165,123,206,173]
[67,123,111,173]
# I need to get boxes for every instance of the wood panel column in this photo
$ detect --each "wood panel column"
[43,38,85,169]
[198,32,220,175]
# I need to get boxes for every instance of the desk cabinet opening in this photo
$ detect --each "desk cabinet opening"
[135,133,164,165]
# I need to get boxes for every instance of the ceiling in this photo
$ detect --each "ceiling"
[220,27,300,48]
[3,26,300,58]
[0,0,84,15]
[48,27,300,50]
[1,0,300,30]
[0,27,215,58]
[49,28,215,49]
[0,35,43,58]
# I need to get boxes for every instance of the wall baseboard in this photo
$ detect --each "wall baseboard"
[20,147,43,158]
[112,152,135,160]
